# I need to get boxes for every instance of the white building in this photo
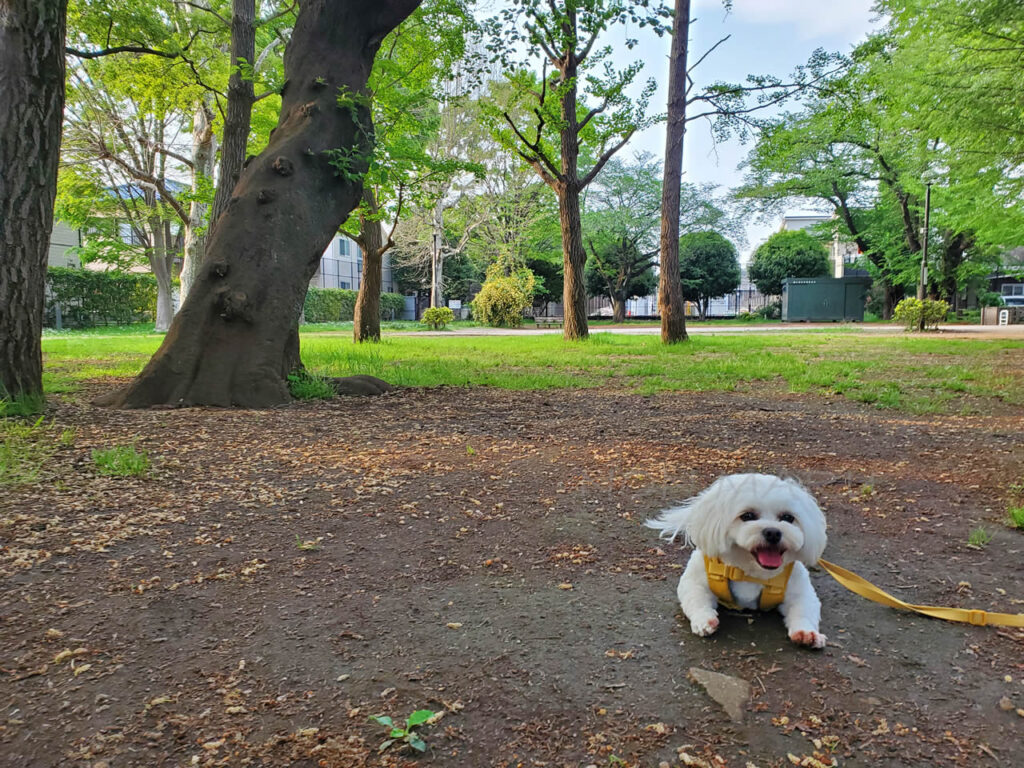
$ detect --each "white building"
[779,214,861,278]
[310,233,396,294]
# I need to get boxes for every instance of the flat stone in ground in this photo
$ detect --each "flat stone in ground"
[689,667,752,722]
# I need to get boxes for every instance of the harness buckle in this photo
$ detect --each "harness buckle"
[966,610,987,626]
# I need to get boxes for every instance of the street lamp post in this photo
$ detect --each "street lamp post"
[916,182,932,331]
[917,182,932,301]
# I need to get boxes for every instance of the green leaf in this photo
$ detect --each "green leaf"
[370,715,393,727]
[406,709,435,728]
[408,733,427,752]
[378,738,395,753]
[389,727,406,738]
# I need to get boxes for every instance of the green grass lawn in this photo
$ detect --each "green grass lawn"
[38,326,1024,414]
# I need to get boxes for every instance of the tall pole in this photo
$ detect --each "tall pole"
[917,182,931,331]
[917,182,931,301]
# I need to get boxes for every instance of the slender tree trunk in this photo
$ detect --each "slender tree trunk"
[884,284,902,320]
[353,188,384,343]
[0,0,67,398]
[658,0,691,344]
[181,97,217,302]
[611,296,625,323]
[558,182,589,339]
[148,216,175,331]
[209,0,257,231]
[102,0,421,408]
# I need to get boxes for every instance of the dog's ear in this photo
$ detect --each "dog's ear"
[783,478,828,563]
[677,476,737,556]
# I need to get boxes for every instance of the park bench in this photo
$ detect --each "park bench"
[534,316,564,329]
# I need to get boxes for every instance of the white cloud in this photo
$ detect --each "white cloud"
[694,0,878,41]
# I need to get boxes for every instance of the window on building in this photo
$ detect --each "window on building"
[118,222,145,246]
[340,281,350,290]
[1002,284,1024,297]
[338,237,350,257]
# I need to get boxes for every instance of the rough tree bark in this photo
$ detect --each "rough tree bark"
[209,0,257,230]
[658,0,691,344]
[0,0,68,398]
[181,97,217,302]
[102,0,421,408]
[611,297,625,324]
[557,180,589,340]
[353,188,388,343]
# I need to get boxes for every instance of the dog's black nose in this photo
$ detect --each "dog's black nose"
[762,527,782,545]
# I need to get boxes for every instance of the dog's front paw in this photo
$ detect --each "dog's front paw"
[789,629,827,649]
[689,614,720,637]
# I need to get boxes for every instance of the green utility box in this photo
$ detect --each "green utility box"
[782,276,872,322]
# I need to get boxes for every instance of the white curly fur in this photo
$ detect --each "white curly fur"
[647,473,828,649]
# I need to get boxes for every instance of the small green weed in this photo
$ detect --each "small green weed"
[295,535,321,551]
[92,444,150,476]
[1,417,58,486]
[1007,506,1024,530]
[967,527,992,549]
[287,370,336,400]
[0,391,46,417]
[466,445,476,456]
[370,709,436,754]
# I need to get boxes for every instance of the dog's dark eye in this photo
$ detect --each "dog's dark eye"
[779,512,795,523]
[739,509,759,522]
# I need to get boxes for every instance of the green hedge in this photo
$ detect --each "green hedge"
[46,267,157,327]
[304,287,405,323]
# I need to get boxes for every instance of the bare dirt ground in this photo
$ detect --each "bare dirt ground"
[2,384,1023,767]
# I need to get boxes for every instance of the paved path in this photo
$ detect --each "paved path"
[395,322,1024,338]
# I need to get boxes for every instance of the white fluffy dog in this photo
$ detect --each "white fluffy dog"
[647,473,828,649]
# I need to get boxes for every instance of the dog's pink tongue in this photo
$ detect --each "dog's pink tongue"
[756,548,783,569]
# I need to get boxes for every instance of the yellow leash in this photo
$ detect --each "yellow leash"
[818,558,1024,628]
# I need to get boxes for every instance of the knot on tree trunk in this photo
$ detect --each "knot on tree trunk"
[257,189,276,204]
[209,261,229,278]
[215,286,253,322]
[299,101,319,118]
[272,156,294,176]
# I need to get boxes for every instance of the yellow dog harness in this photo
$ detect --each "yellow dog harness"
[704,555,794,611]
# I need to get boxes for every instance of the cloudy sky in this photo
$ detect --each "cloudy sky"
[625,0,881,260]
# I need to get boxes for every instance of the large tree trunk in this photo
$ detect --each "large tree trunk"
[209,0,257,231]
[0,0,67,399]
[102,0,421,408]
[181,97,217,303]
[353,188,384,343]
[558,182,589,340]
[657,0,690,344]
[557,48,588,341]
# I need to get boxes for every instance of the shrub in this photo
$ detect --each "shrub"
[752,302,782,320]
[92,444,150,476]
[46,267,157,327]
[379,293,405,320]
[287,370,336,400]
[421,306,454,330]
[472,266,536,328]
[303,288,405,323]
[893,297,949,331]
